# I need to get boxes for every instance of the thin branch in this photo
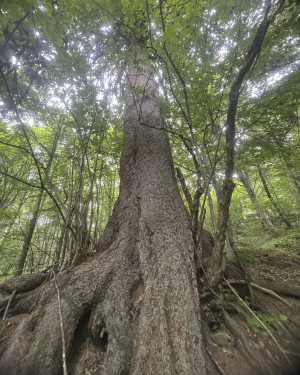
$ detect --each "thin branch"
[0,170,43,190]
[0,71,69,228]
[224,277,293,367]
[176,167,194,212]
[52,270,67,375]
[0,12,30,55]
[205,347,226,375]
[0,140,32,155]
[173,162,197,174]
[226,279,293,308]
[2,289,16,320]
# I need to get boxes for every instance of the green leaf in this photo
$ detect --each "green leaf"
[279,314,288,321]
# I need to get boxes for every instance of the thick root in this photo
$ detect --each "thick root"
[0,253,117,375]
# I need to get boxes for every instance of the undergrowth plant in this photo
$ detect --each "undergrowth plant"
[247,313,288,337]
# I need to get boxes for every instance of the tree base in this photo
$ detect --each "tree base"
[1,252,300,375]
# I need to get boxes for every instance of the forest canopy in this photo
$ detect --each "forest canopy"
[0,1,300,374]
[0,0,299,277]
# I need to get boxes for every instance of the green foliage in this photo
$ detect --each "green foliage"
[247,312,288,337]
[258,229,300,255]
[0,0,299,275]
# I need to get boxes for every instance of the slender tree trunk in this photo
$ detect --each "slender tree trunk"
[285,161,300,210]
[14,121,65,275]
[208,5,272,288]
[0,194,27,250]
[85,153,99,250]
[286,174,300,208]
[257,165,291,228]
[15,192,43,276]
[203,156,235,261]
[208,188,217,235]
[225,217,235,261]
[287,160,300,192]
[176,167,204,243]
[0,59,206,375]
[239,170,277,234]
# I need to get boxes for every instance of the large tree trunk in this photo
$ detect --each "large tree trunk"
[0,60,206,375]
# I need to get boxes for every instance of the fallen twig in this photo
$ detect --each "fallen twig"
[224,277,293,367]
[206,346,226,375]
[222,310,268,374]
[3,289,16,320]
[52,270,67,375]
[285,351,300,358]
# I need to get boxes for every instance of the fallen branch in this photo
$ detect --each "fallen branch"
[223,310,267,374]
[206,346,226,375]
[224,277,293,367]
[285,351,300,358]
[2,290,16,320]
[52,270,67,375]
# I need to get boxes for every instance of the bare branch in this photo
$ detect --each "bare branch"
[2,290,16,320]
[52,271,67,375]
[0,170,43,190]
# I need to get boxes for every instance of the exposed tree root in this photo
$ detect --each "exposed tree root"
[224,278,294,368]
[0,289,39,313]
[1,252,300,375]
[222,310,269,375]
[0,206,205,375]
[196,265,300,375]
[0,251,119,374]
[256,280,300,299]
[0,272,48,294]
[253,289,300,351]
[205,346,226,375]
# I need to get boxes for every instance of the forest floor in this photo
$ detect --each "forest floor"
[204,229,300,375]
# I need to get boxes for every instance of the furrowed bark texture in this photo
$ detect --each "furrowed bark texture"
[123,63,205,374]
[0,61,206,375]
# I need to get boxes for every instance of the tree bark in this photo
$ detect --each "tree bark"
[0,59,206,375]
